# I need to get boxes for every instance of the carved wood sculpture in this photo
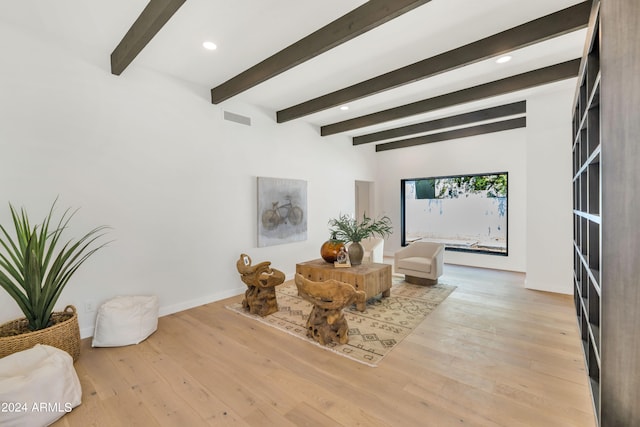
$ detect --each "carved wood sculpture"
[294,273,366,346]
[236,254,285,317]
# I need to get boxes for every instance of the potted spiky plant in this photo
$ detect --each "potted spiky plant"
[327,213,392,265]
[0,200,109,360]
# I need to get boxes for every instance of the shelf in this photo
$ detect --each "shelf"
[580,314,589,343]
[573,2,640,424]
[573,145,601,180]
[590,268,601,294]
[576,76,600,133]
[588,75,601,109]
[590,324,601,364]
[588,339,600,382]
[573,3,601,423]
[573,210,601,224]
[590,378,600,420]
[573,243,601,294]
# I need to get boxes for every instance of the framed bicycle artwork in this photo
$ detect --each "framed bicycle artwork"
[257,177,308,247]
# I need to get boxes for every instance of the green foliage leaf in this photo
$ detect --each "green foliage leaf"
[436,174,507,198]
[327,213,392,243]
[0,200,109,331]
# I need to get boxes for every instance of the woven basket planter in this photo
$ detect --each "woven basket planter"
[0,305,80,361]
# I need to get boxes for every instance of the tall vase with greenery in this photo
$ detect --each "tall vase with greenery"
[327,213,392,265]
[0,200,109,358]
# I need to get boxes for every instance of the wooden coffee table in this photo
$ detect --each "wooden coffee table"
[295,259,392,311]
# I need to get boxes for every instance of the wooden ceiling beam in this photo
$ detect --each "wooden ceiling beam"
[321,58,580,136]
[375,117,527,152]
[277,1,590,123]
[353,101,526,145]
[210,0,432,104]
[111,0,186,76]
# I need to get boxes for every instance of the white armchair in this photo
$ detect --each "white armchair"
[359,237,384,264]
[394,241,444,285]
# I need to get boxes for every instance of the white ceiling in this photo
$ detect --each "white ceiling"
[0,0,587,138]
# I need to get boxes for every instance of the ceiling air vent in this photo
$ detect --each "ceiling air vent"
[223,110,251,126]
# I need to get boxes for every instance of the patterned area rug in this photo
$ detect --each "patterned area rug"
[226,277,456,367]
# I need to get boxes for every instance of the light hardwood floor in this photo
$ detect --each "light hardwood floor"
[54,264,595,427]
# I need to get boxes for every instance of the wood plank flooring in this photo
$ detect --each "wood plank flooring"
[53,264,595,426]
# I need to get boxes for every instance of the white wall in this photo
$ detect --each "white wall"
[376,126,528,272]
[525,84,574,293]
[376,81,576,293]
[0,12,576,340]
[0,20,377,337]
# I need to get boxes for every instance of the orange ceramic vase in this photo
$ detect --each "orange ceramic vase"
[320,239,345,263]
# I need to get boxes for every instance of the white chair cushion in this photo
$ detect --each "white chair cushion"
[0,344,81,426]
[92,295,159,347]
[396,256,432,273]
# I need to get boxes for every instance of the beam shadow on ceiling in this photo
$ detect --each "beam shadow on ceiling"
[210,0,432,104]
[277,2,590,123]
[322,58,579,136]
[353,101,526,145]
[375,117,526,152]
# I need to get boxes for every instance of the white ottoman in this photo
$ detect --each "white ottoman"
[92,295,159,347]
[0,344,82,427]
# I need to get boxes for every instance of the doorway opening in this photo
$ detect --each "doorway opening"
[355,180,374,219]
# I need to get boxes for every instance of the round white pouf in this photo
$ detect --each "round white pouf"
[0,344,82,427]
[92,295,159,347]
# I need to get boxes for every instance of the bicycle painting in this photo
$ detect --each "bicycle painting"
[257,177,307,247]
[261,197,304,231]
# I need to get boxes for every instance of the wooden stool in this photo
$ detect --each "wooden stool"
[236,254,285,317]
[294,273,366,345]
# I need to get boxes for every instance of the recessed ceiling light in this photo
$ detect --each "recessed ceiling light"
[203,41,217,51]
[340,105,349,111]
[496,55,512,64]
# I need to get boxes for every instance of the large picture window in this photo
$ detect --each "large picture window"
[401,172,508,255]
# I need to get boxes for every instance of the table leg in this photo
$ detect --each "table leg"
[355,290,367,312]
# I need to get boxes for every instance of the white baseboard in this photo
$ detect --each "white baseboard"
[79,285,246,339]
